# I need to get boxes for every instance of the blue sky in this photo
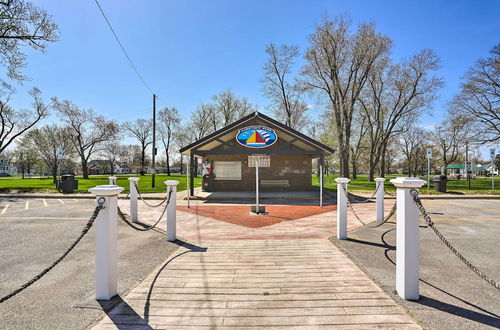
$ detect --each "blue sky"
[10,0,500,132]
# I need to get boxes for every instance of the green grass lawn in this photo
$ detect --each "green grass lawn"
[312,174,500,195]
[0,174,202,193]
[1,173,498,195]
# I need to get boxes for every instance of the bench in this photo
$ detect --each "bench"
[261,179,290,189]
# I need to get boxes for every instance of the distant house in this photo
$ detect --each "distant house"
[88,160,110,175]
[0,157,17,176]
[113,162,131,174]
[88,160,131,175]
[486,163,498,176]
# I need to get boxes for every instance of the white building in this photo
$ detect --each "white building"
[0,157,17,176]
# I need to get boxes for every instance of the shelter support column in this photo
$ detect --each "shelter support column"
[319,153,324,208]
[189,153,194,197]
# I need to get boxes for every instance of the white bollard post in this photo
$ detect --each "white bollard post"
[108,176,117,185]
[335,178,350,240]
[375,178,386,222]
[389,177,426,300]
[165,180,179,242]
[128,177,139,223]
[89,185,124,300]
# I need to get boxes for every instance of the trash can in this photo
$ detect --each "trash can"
[433,175,447,193]
[202,174,213,192]
[59,174,77,193]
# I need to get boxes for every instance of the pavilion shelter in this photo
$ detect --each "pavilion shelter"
[179,112,335,197]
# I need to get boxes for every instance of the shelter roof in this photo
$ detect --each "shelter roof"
[179,112,335,156]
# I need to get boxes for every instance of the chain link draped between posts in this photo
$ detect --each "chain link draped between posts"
[0,198,106,304]
[346,182,381,203]
[384,188,396,197]
[117,187,172,232]
[410,189,500,291]
[342,184,397,228]
[134,182,168,208]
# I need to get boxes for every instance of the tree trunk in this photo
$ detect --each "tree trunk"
[140,144,146,176]
[81,159,89,179]
[180,154,184,174]
[52,165,58,183]
[379,144,387,177]
[351,154,358,180]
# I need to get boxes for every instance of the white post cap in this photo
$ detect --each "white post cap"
[375,178,386,182]
[390,177,426,188]
[128,177,140,182]
[335,177,351,184]
[164,180,180,186]
[89,185,124,196]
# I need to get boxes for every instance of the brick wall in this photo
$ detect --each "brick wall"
[204,154,313,191]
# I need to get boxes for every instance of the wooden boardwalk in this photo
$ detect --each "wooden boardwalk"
[92,239,420,329]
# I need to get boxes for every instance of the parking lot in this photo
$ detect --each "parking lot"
[0,197,178,330]
[334,198,500,330]
[0,196,498,329]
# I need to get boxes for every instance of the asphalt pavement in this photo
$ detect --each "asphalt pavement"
[0,197,179,330]
[331,199,500,330]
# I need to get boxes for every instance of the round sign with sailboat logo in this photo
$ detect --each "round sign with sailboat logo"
[236,126,278,148]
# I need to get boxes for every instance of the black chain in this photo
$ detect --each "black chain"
[384,188,396,197]
[0,199,105,304]
[117,188,172,231]
[410,189,500,291]
[346,182,380,203]
[134,182,168,208]
[342,184,397,228]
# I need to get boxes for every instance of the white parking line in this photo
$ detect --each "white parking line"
[25,201,29,210]
[1,204,9,214]
[58,199,64,204]
[42,199,48,207]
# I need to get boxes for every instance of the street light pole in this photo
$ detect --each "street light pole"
[152,94,156,188]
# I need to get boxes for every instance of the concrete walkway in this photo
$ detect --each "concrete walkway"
[92,239,420,329]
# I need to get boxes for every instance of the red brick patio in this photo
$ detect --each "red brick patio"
[177,204,337,228]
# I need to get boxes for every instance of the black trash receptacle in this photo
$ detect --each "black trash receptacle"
[60,174,76,193]
[433,175,447,193]
[202,174,213,192]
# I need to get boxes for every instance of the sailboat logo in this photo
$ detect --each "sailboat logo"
[236,126,278,148]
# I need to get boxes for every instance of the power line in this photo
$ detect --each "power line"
[93,0,167,105]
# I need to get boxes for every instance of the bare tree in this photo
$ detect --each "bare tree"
[262,43,307,129]
[452,43,500,143]
[159,106,180,175]
[212,90,255,128]
[22,124,74,181]
[433,112,471,175]
[12,141,38,178]
[0,0,59,81]
[359,49,443,180]
[101,141,127,176]
[121,144,143,174]
[397,126,425,177]
[349,113,368,179]
[123,119,152,176]
[0,85,50,155]
[175,126,194,174]
[301,15,392,177]
[52,98,119,179]
[189,104,213,140]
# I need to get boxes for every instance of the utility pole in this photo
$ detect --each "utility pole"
[152,94,156,188]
